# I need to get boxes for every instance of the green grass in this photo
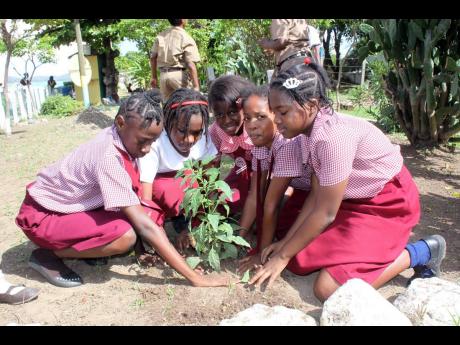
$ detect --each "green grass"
[340,106,375,120]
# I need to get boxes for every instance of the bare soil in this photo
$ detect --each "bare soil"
[0,112,459,325]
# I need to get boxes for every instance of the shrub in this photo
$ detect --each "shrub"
[176,156,251,272]
[40,95,83,117]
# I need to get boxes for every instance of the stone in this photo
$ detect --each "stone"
[393,277,460,326]
[320,278,412,326]
[219,304,317,326]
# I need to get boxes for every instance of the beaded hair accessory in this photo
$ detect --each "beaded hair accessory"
[282,78,302,89]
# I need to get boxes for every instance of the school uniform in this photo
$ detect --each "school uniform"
[209,122,254,213]
[276,108,420,285]
[15,125,164,252]
[138,129,217,218]
[270,19,311,73]
[249,132,303,253]
[151,26,200,100]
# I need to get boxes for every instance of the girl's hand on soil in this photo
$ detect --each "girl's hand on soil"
[191,272,234,287]
[175,230,191,253]
[248,254,290,289]
[237,253,262,274]
[260,240,285,264]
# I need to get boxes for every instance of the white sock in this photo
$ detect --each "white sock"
[0,270,25,295]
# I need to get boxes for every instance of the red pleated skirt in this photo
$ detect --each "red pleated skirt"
[15,189,165,252]
[276,165,420,285]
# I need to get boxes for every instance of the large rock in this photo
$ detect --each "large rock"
[220,304,317,326]
[320,278,412,326]
[393,277,460,326]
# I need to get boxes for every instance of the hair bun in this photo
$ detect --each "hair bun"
[143,89,162,106]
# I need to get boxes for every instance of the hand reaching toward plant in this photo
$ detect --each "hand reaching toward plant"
[237,253,262,274]
[260,239,286,264]
[248,254,290,289]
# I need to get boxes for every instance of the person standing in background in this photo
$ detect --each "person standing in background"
[150,19,201,101]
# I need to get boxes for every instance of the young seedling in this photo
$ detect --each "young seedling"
[176,155,251,274]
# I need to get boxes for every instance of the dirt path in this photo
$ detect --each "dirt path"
[1,115,459,325]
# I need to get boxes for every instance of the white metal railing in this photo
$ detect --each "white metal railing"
[0,86,50,131]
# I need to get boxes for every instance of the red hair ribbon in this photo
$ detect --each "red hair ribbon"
[170,100,208,109]
[304,57,312,65]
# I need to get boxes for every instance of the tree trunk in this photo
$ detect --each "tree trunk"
[2,50,12,136]
[103,37,120,103]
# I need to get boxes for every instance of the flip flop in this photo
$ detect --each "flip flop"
[28,248,83,288]
[0,285,40,305]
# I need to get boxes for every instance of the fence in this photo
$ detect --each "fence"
[0,86,50,132]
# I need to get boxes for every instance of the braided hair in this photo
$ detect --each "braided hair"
[116,89,163,128]
[208,75,254,113]
[163,88,210,141]
[269,61,333,110]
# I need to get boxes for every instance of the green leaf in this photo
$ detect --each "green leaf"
[223,204,230,217]
[359,23,374,34]
[409,21,424,41]
[216,234,233,243]
[215,180,233,201]
[186,256,202,269]
[207,213,220,232]
[221,243,238,259]
[388,19,397,46]
[205,167,219,183]
[358,46,369,63]
[446,57,457,72]
[208,248,221,271]
[200,155,215,166]
[434,19,451,40]
[451,74,459,98]
[240,269,250,283]
[232,235,251,248]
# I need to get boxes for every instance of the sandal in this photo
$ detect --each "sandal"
[0,285,40,305]
[28,248,83,288]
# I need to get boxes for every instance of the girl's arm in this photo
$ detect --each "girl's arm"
[278,175,347,258]
[273,179,317,247]
[259,176,292,250]
[250,176,348,288]
[141,182,153,201]
[238,171,267,238]
[122,205,230,287]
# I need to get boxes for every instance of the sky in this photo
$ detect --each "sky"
[0,40,138,82]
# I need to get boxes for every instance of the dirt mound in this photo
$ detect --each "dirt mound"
[76,107,115,129]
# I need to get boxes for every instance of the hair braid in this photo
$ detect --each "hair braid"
[163,88,209,141]
[116,89,163,128]
[269,62,333,110]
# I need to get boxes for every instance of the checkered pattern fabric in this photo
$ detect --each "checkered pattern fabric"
[251,132,303,178]
[28,125,140,213]
[300,108,403,199]
[209,122,253,156]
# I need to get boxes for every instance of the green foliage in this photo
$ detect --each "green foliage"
[360,19,460,145]
[115,51,151,89]
[40,95,83,117]
[176,156,250,272]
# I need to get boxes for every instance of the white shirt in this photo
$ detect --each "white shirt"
[308,25,321,47]
[139,130,218,183]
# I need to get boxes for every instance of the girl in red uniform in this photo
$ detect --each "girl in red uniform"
[248,60,446,302]
[208,75,255,214]
[15,90,229,288]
